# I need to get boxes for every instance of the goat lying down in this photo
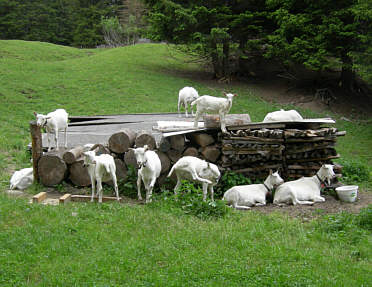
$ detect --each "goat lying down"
[263,109,303,122]
[223,170,284,209]
[83,148,119,203]
[130,145,161,203]
[34,108,68,151]
[168,156,221,201]
[273,164,335,206]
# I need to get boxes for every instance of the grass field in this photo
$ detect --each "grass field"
[0,40,371,286]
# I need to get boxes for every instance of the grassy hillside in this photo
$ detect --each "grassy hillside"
[0,40,371,286]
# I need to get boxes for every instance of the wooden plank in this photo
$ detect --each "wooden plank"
[226,136,284,143]
[59,193,71,204]
[32,192,47,203]
[286,154,340,163]
[228,122,285,130]
[204,114,251,128]
[71,195,122,202]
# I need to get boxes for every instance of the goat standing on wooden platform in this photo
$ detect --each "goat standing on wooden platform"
[191,93,236,133]
[83,149,119,203]
[130,145,161,203]
[34,108,68,151]
[178,86,199,117]
[223,170,284,209]
[273,164,335,206]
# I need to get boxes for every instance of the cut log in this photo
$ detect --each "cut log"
[201,145,221,163]
[38,151,68,186]
[108,128,137,154]
[156,151,171,174]
[158,137,171,153]
[183,147,199,157]
[167,149,182,163]
[69,158,91,187]
[187,133,215,147]
[89,143,110,155]
[63,146,85,164]
[203,114,251,129]
[135,130,156,150]
[169,134,186,151]
[107,159,128,186]
[124,149,139,169]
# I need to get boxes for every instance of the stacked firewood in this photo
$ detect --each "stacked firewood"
[36,125,345,187]
[221,129,285,179]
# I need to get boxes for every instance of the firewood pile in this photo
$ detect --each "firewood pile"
[33,117,345,187]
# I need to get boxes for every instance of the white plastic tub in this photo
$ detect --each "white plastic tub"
[335,185,358,203]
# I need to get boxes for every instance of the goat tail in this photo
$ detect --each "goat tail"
[167,165,176,178]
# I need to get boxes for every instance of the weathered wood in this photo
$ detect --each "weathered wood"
[30,121,43,182]
[38,151,68,186]
[203,114,251,128]
[285,136,337,143]
[71,195,122,202]
[69,158,91,187]
[225,136,284,143]
[201,145,221,163]
[32,192,47,203]
[169,134,186,151]
[135,130,156,150]
[63,146,85,164]
[167,149,182,163]
[187,133,215,147]
[108,128,137,154]
[158,137,171,153]
[89,143,111,155]
[286,154,340,163]
[233,165,282,173]
[59,193,71,204]
[156,151,171,174]
[114,158,128,181]
[124,149,139,169]
[183,147,199,157]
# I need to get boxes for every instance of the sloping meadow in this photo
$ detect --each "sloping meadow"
[0,40,371,286]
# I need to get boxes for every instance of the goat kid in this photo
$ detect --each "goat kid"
[273,164,336,206]
[167,156,221,201]
[178,86,199,117]
[83,149,119,203]
[223,170,284,209]
[191,93,236,133]
[34,108,68,151]
[130,145,161,203]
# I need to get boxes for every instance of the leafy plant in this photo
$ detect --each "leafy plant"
[339,160,370,184]
[357,205,372,231]
[118,164,138,199]
[215,171,252,198]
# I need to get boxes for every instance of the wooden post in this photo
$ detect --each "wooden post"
[30,120,42,182]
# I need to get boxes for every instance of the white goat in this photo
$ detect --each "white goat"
[34,109,68,151]
[273,164,335,206]
[191,93,236,133]
[83,149,119,203]
[263,109,303,122]
[167,156,221,201]
[130,145,161,203]
[178,86,199,117]
[223,170,284,210]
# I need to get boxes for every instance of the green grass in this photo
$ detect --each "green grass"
[0,40,371,286]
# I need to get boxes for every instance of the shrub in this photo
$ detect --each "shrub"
[339,160,370,184]
[215,171,252,198]
[154,181,230,220]
[118,165,138,199]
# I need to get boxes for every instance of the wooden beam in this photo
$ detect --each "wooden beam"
[30,120,43,182]
[70,195,122,202]
[32,192,47,203]
[59,193,72,204]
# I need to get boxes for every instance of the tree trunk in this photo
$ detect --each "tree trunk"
[135,130,156,150]
[341,54,355,91]
[38,151,68,186]
[108,128,137,154]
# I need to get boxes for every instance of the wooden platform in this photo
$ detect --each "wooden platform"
[41,113,196,149]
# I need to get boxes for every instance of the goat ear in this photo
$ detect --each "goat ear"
[143,145,148,151]
[33,112,37,117]
[93,147,99,153]
[269,169,273,175]
[46,116,52,119]
[234,94,238,97]
[223,92,227,97]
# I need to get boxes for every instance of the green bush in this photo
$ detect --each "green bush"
[339,160,370,184]
[154,181,230,220]
[118,165,138,199]
[215,171,252,198]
